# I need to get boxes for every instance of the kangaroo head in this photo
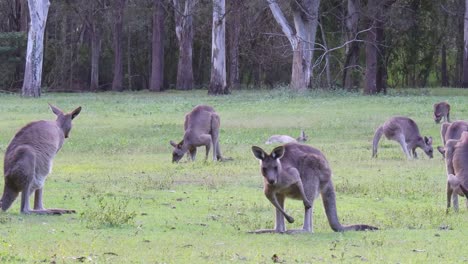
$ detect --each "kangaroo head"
[419,136,433,158]
[251,145,285,185]
[170,140,186,163]
[297,130,308,142]
[49,104,81,138]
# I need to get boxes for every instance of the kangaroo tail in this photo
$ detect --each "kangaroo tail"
[1,185,18,211]
[372,126,384,158]
[322,181,378,232]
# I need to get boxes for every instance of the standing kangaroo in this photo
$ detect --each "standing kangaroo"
[251,143,378,233]
[372,116,433,159]
[0,104,81,214]
[433,102,450,124]
[437,121,468,157]
[170,105,222,163]
[265,130,308,144]
[443,131,468,212]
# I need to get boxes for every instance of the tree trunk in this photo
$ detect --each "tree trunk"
[22,0,50,97]
[267,0,320,91]
[111,0,125,92]
[173,0,195,90]
[441,44,449,87]
[342,0,360,91]
[90,23,100,91]
[208,0,229,95]
[462,0,468,87]
[150,0,165,92]
[376,18,386,94]
[227,0,242,90]
[319,20,331,89]
[364,6,377,95]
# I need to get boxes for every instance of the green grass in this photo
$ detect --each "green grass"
[0,88,467,263]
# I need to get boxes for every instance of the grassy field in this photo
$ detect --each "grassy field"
[0,88,467,263]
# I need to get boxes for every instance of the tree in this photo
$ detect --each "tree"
[208,0,229,95]
[173,0,196,90]
[227,0,243,90]
[363,0,393,95]
[267,0,321,91]
[150,0,165,92]
[463,0,468,87]
[111,0,126,92]
[22,0,50,97]
[342,0,360,91]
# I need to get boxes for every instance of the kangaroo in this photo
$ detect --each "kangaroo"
[437,121,468,157]
[251,143,378,233]
[372,116,433,159]
[443,131,468,212]
[0,104,81,214]
[433,102,450,124]
[265,130,308,144]
[170,105,222,163]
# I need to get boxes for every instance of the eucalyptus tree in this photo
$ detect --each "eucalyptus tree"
[111,0,126,92]
[150,0,165,92]
[267,0,320,91]
[22,0,50,97]
[463,0,468,87]
[208,0,228,95]
[173,0,197,90]
[343,0,360,91]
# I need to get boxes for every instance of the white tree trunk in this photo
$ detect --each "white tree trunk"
[22,0,50,97]
[267,0,320,91]
[208,0,228,95]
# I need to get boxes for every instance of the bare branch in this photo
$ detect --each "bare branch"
[266,0,295,47]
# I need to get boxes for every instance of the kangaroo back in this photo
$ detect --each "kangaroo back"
[434,102,451,124]
[170,105,222,162]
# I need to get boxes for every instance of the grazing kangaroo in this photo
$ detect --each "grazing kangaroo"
[437,121,468,157]
[265,130,308,144]
[170,105,222,163]
[251,143,378,233]
[443,131,468,212]
[372,116,433,159]
[0,104,81,214]
[433,102,450,124]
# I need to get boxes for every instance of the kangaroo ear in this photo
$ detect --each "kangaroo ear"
[252,146,267,160]
[271,146,285,160]
[70,106,82,120]
[48,103,63,116]
[424,136,433,145]
[170,140,178,148]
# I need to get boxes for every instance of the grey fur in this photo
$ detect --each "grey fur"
[433,102,450,124]
[251,143,378,234]
[265,130,308,144]
[0,104,81,214]
[372,116,433,159]
[437,121,468,157]
[443,131,468,212]
[170,105,223,163]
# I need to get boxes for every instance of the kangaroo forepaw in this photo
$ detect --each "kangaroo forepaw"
[285,215,295,223]
[303,200,312,209]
